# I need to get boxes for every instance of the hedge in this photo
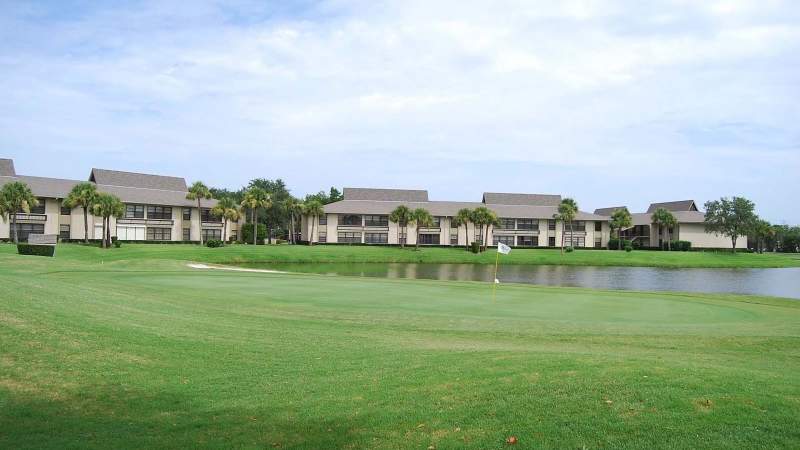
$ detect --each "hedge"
[17,244,55,257]
[241,224,267,244]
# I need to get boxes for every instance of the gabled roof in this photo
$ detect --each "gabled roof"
[632,210,706,226]
[646,200,698,213]
[483,192,562,206]
[90,168,188,191]
[343,187,429,202]
[594,206,627,216]
[0,158,15,177]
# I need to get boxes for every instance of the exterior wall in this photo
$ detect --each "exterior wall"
[678,223,746,249]
[0,215,8,238]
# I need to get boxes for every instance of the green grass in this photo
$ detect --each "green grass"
[30,242,800,268]
[1,244,800,449]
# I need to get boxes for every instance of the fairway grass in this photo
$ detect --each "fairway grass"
[1,246,800,449]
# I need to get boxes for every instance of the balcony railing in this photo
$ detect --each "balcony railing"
[15,213,47,222]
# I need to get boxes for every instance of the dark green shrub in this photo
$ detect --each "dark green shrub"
[206,239,223,248]
[114,240,122,248]
[624,245,633,252]
[565,246,574,253]
[17,244,55,257]
[470,242,480,253]
[609,238,632,250]
[241,224,267,244]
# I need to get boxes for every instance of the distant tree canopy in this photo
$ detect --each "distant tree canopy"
[305,187,343,205]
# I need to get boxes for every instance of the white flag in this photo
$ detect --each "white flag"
[497,242,512,255]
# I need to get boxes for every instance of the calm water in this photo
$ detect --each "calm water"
[240,262,800,299]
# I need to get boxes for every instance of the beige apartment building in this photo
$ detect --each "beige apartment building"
[0,158,239,243]
[301,188,611,248]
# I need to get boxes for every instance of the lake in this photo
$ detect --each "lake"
[237,262,800,299]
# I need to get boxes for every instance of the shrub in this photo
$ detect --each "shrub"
[608,238,632,250]
[17,244,55,257]
[470,242,480,254]
[114,240,122,248]
[276,239,285,244]
[206,239,223,248]
[624,245,633,252]
[565,246,574,253]
[241,224,267,244]
[663,240,692,251]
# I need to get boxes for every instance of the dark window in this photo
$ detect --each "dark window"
[568,236,585,247]
[548,219,556,231]
[147,206,172,220]
[517,235,536,246]
[594,221,602,232]
[18,223,45,242]
[341,215,362,226]
[495,235,514,246]
[450,218,458,229]
[126,204,145,219]
[497,218,515,230]
[201,208,221,223]
[517,219,537,230]
[60,203,72,215]
[548,236,556,247]
[182,228,191,241]
[318,214,327,225]
[364,215,388,227]
[595,237,602,248]
[230,232,238,242]
[30,198,46,215]
[418,234,440,245]
[59,224,70,240]
[202,229,222,241]
[318,232,326,243]
[568,221,586,231]
[338,232,361,243]
[399,232,407,245]
[183,208,192,220]
[450,233,458,245]
[431,217,441,228]
[364,232,388,244]
[146,227,171,241]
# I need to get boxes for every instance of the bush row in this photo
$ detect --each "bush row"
[17,244,55,257]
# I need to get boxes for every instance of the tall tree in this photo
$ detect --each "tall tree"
[651,207,677,251]
[248,179,290,242]
[64,182,98,244]
[241,187,270,245]
[211,197,239,246]
[0,181,38,244]
[186,181,213,246]
[389,205,413,248]
[610,207,633,250]
[284,197,303,244]
[470,206,498,252]
[411,208,434,250]
[305,187,343,205]
[452,208,473,251]
[555,198,578,254]
[91,193,124,248]
[704,197,757,253]
[750,219,773,254]
[303,200,324,246]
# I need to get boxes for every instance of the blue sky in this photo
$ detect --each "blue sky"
[1,0,798,222]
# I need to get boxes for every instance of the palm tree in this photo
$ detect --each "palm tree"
[284,197,303,244]
[64,182,98,244]
[411,208,434,250]
[0,181,38,243]
[610,207,633,250]
[240,187,270,245]
[651,207,677,250]
[452,208,473,251]
[389,205,413,248]
[556,198,578,254]
[470,206,498,252]
[186,181,213,246]
[91,193,124,248]
[303,200,324,245]
[211,197,239,245]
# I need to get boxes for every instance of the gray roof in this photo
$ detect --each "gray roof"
[90,168,188,191]
[96,183,216,208]
[594,206,626,216]
[0,158,15,176]
[646,200,698,213]
[631,211,706,226]
[343,187,429,202]
[482,192,562,206]
[0,175,80,199]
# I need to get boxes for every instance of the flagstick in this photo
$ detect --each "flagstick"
[492,250,499,303]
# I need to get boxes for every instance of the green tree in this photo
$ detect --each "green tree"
[64,182,98,244]
[750,219,773,254]
[211,197,240,246]
[554,198,578,254]
[186,181,213,246]
[470,206,498,252]
[241,187,271,245]
[452,208,474,251]
[411,208,434,250]
[651,207,677,251]
[303,200,324,246]
[704,196,757,253]
[389,205,413,248]
[610,207,633,250]
[248,179,291,242]
[0,181,38,244]
[284,197,304,244]
[91,193,124,248]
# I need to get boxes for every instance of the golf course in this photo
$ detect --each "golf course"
[2,244,800,449]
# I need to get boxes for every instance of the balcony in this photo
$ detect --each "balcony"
[15,213,47,222]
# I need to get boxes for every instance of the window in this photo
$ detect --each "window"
[318,232,326,243]
[594,221,602,232]
[450,233,459,245]
[568,236,585,247]
[182,228,191,241]
[399,232,407,245]
[548,219,556,231]
[338,232,361,243]
[60,203,72,215]
[30,199,46,214]
[201,208,221,223]
[59,224,70,240]
[230,232,238,242]
[147,206,172,220]
[517,219,538,230]
[183,208,192,220]
[517,235,537,246]
[568,221,586,231]
[318,214,327,225]
[450,218,458,229]
[341,215,362,226]
[202,229,222,241]
[147,227,172,241]
[475,228,484,245]
[364,215,388,227]
[126,204,145,219]
[497,218,515,230]
[418,234,440,245]
[364,232,388,244]
[431,216,441,228]
[495,235,514,246]
[18,223,45,242]
[595,237,602,248]
[548,236,556,247]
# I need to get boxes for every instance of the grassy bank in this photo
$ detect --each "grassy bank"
[11,242,800,268]
[1,246,800,448]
